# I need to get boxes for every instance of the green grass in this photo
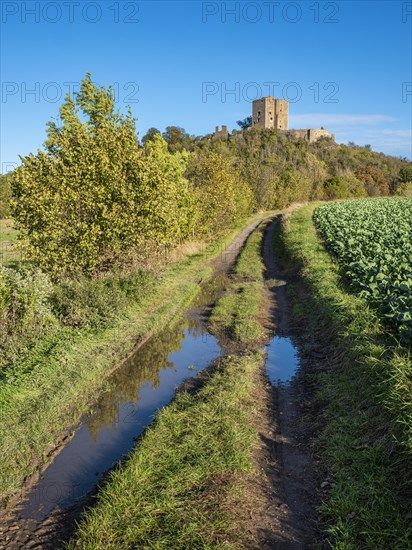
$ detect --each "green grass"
[0,219,21,264]
[281,204,412,548]
[209,221,270,344]
[0,213,267,502]
[209,281,266,344]
[67,216,270,549]
[234,222,266,281]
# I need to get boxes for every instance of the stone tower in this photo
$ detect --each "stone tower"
[252,96,288,130]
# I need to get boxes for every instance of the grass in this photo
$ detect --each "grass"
[66,217,271,549]
[280,204,412,548]
[234,224,266,281]
[0,213,267,502]
[0,218,21,264]
[209,282,266,344]
[209,222,269,344]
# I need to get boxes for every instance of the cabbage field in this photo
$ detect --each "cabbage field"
[314,198,412,344]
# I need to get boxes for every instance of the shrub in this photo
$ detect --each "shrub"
[323,175,366,199]
[355,165,389,196]
[51,271,156,329]
[0,266,56,365]
[395,181,412,197]
[0,174,12,219]
[188,151,255,237]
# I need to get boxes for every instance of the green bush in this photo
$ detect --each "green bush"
[395,181,412,197]
[51,271,156,328]
[323,175,366,199]
[188,151,255,237]
[0,174,12,219]
[0,266,57,365]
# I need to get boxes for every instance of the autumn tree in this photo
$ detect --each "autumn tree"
[188,152,255,237]
[136,135,194,247]
[323,175,366,200]
[398,165,412,184]
[162,126,190,152]
[12,74,192,278]
[141,127,160,145]
[355,165,389,196]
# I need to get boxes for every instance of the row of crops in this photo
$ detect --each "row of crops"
[314,198,412,345]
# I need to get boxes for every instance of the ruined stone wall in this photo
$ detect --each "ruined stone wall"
[213,125,229,140]
[217,97,333,143]
[307,128,330,142]
[287,129,309,141]
[286,128,330,143]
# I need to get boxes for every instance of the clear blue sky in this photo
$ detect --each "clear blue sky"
[1,0,411,171]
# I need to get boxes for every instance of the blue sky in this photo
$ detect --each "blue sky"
[1,0,411,170]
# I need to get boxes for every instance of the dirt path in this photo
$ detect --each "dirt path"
[0,216,271,550]
[244,217,319,549]
[210,215,272,273]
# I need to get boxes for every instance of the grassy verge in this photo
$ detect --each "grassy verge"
[0,214,267,502]
[209,223,269,344]
[0,218,20,265]
[67,218,271,549]
[280,205,412,548]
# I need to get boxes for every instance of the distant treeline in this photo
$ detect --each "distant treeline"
[147,123,412,207]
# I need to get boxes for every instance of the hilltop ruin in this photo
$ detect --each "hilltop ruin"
[214,96,334,143]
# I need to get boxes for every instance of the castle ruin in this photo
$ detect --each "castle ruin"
[213,125,229,140]
[252,96,288,130]
[214,96,333,143]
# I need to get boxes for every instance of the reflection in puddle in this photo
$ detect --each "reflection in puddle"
[19,277,227,522]
[265,336,299,385]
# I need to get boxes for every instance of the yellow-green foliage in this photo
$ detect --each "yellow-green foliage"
[0,266,57,363]
[11,75,194,278]
[0,174,12,219]
[201,127,411,210]
[189,151,256,238]
[323,175,366,199]
[395,181,412,197]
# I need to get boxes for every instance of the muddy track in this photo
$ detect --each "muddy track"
[245,218,319,549]
[0,216,272,550]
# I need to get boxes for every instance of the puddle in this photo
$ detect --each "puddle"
[17,275,228,522]
[265,336,299,386]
